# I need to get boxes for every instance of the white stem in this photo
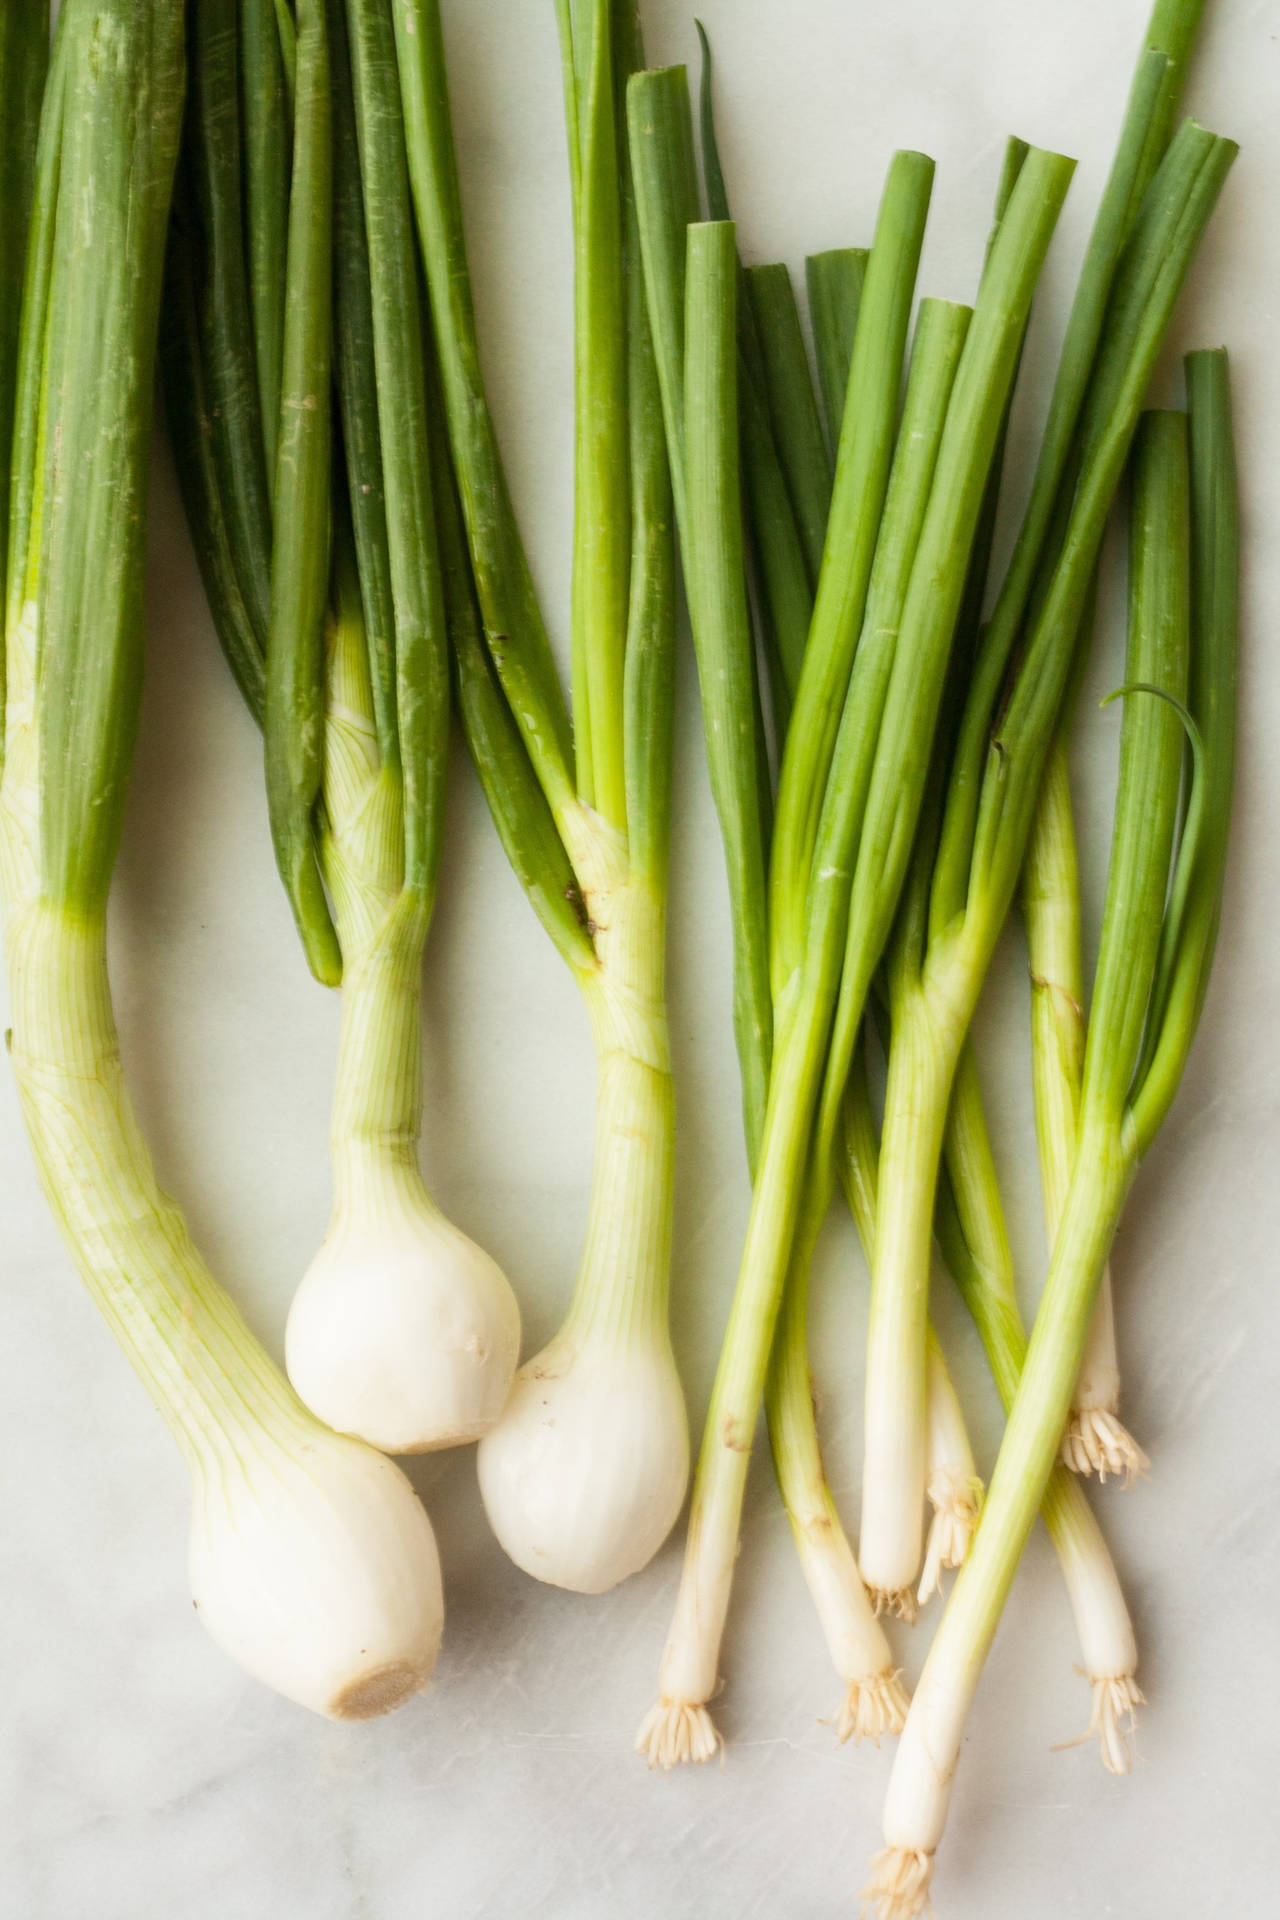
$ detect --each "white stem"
[862,993,962,1607]
[767,1217,908,1741]
[637,1000,828,1766]
[1044,1471,1142,1772]
[918,1332,982,1606]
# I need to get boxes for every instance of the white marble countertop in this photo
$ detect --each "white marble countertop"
[2,2,1277,1915]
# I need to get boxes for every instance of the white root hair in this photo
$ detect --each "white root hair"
[829,1669,910,1746]
[1060,1407,1149,1486]
[635,1699,723,1770]
[861,1844,935,1919]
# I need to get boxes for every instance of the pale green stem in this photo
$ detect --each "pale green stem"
[1025,739,1138,1469]
[3,898,310,1480]
[881,1120,1131,1855]
[860,967,971,1601]
[562,812,675,1348]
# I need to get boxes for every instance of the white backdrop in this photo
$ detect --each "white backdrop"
[2,2,1277,1915]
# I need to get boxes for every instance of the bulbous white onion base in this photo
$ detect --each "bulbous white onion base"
[477,1334,689,1594]
[286,1206,521,1454]
[190,1433,444,1719]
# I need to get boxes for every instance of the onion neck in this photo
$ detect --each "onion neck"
[2,898,309,1477]
[565,853,674,1349]
[327,875,434,1225]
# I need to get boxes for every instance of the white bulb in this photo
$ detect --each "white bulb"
[189,1429,444,1720]
[477,1331,689,1593]
[286,1193,521,1454]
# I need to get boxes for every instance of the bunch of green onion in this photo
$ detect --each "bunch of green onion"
[1,0,446,1724]
[0,9,1244,1905]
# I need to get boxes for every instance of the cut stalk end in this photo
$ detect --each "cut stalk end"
[328,1657,432,1721]
[635,1697,723,1770]
[1060,1407,1150,1485]
[830,1669,910,1746]
[861,1844,935,1919]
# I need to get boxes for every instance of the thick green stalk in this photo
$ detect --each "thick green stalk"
[745,262,831,586]
[931,0,1207,929]
[964,124,1235,927]
[767,151,933,989]
[629,69,772,1163]
[1131,349,1238,1148]
[693,22,813,726]
[564,0,629,827]
[681,220,772,1152]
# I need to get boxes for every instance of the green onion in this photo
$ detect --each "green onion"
[165,0,522,1457]
[2,0,443,1721]
[869,373,1236,1909]
[386,0,686,1592]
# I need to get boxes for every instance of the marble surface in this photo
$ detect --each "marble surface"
[2,2,1278,1915]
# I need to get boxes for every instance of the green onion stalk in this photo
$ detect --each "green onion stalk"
[1024,728,1150,1482]
[2,0,444,1722]
[164,0,521,1457]
[920,1044,1144,1773]
[857,0,1230,1610]
[869,364,1237,1914]
[631,43,1073,1757]
[380,0,685,1593]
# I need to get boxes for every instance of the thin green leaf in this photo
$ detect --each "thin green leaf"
[240,0,290,488]
[804,247,867,450]
[768,149,934,993]
[343,0,450,902]
[684,220,773,1159]
[1131,347,1238,1147]
[329,0,397,763]
[391,0,578,839]
[564,0,630,827]
[264,0,340,983]
[1080,411,1191,1128]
